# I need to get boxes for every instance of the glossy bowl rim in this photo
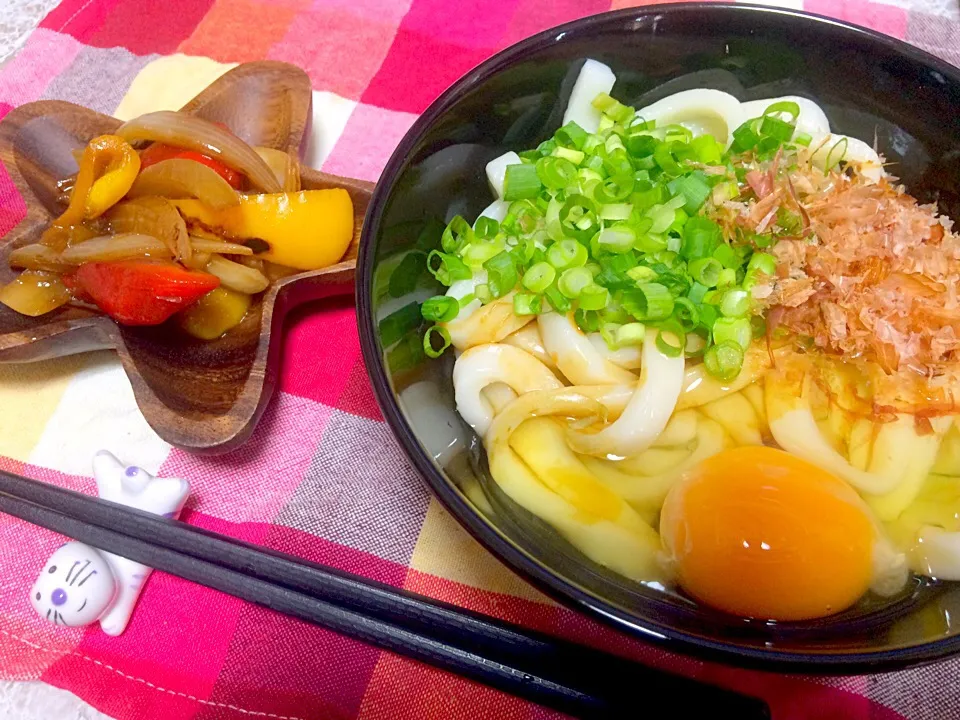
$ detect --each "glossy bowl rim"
[356,2,960,672]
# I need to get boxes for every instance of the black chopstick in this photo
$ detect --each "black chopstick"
[0,470,769,719]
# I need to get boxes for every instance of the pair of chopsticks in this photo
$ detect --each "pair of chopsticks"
[0,469,769,719]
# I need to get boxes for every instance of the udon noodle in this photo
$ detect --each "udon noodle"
[419,59,960,621]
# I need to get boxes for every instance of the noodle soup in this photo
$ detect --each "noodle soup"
[414,59,960,622]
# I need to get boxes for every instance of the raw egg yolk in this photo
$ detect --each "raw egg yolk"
[660,446,875,621]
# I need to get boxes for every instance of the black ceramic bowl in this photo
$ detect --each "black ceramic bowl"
[357,3,960,671]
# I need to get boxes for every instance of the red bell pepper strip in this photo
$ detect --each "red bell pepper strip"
[139,143,243,189]
[66,261,220,326]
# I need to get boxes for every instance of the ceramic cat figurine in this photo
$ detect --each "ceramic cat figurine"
[29,451,189,635]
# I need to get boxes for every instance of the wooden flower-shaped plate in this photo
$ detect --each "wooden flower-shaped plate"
[0,62,373,454]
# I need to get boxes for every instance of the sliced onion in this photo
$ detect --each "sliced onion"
[0,270,71,316]
[8,244,74,273]
[205,255,269,294]
[183,251,212,271]
[106,197,190,262]
[255,147,300,192]
[116,112,281,193]
[127,158,239,208]
[60,233,172,264]
[189,237,253,255]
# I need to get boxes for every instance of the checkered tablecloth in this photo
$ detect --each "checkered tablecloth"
[1,1,959,718]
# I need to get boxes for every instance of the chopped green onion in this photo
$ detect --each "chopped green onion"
[616,322,646,347]
[553,146,585,165]
[720,288,750,317]
[473,216,499,239]
[547,238,588,270]
[717,268,737,288]
[762,100,801,121]
[555,121,588,150]
[794,132,812,147]
[776,207,802,235]
[579,284,609,311]
[558,266,594,298]
[825,137,849,170]
[747,251,777,276]
[600,202,633,221]
[623,282,674,321]
[625,132,659,159]
[673,297,700,331]
[421,295,459,323]
[475,283,492,304]
[731,122,760,153]
[713,316,752,350]
[559,194,600,242]
[427,250,472,286]
[667,171,711,213]
[681,216,721,260]
[592,92,635,124]
[690,135,722,164]
[636,233,668,253]
[423,326,452,358]
[459,293,475,308]
[598,322,619,350]
[712,243,739,270]
[503,163,542,201]
[379,302,422,347]
[483,251,518,298]
[647,204,676,234]
[387,331,426,373]
[461,239,504,268]
[544,285,572,312]
[597,226,636,253]
[711,181,739,204]
[513,292,542,315]
[689,257,722,287]
[441,216,473,253]
[653,141,683,175]
[759,114,795,143]
[388,251,426,298]
[522,262,556,293]
[536,156,578,189]
[574,308,601,332]
[655,325,685,358]
[627,265,658,283]
[594,172,635,203]
[704,340,744,381]
[687,281,709,305]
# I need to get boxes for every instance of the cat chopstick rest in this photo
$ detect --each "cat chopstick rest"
[29,451,190,635]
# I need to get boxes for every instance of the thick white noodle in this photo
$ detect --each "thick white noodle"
[502,324,557,370]
[913,526,960,581]
[445,270,486,322]
[808,132,885,183]
[478,199,510,222]
[738,96,830,137]
[768,403,901,495]
[453,344,562,436]
[563,59,616,133]
[537,312,636,385]
[485,151,521,199]
[635,89,743,146]
[567,328,685,458]
[587,332,642,370]
[398,381,466,466]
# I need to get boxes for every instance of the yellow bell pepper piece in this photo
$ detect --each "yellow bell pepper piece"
[173,189,353,271]
[84,135,141,218]
[42,135,140,250]
[178,287,251,340]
